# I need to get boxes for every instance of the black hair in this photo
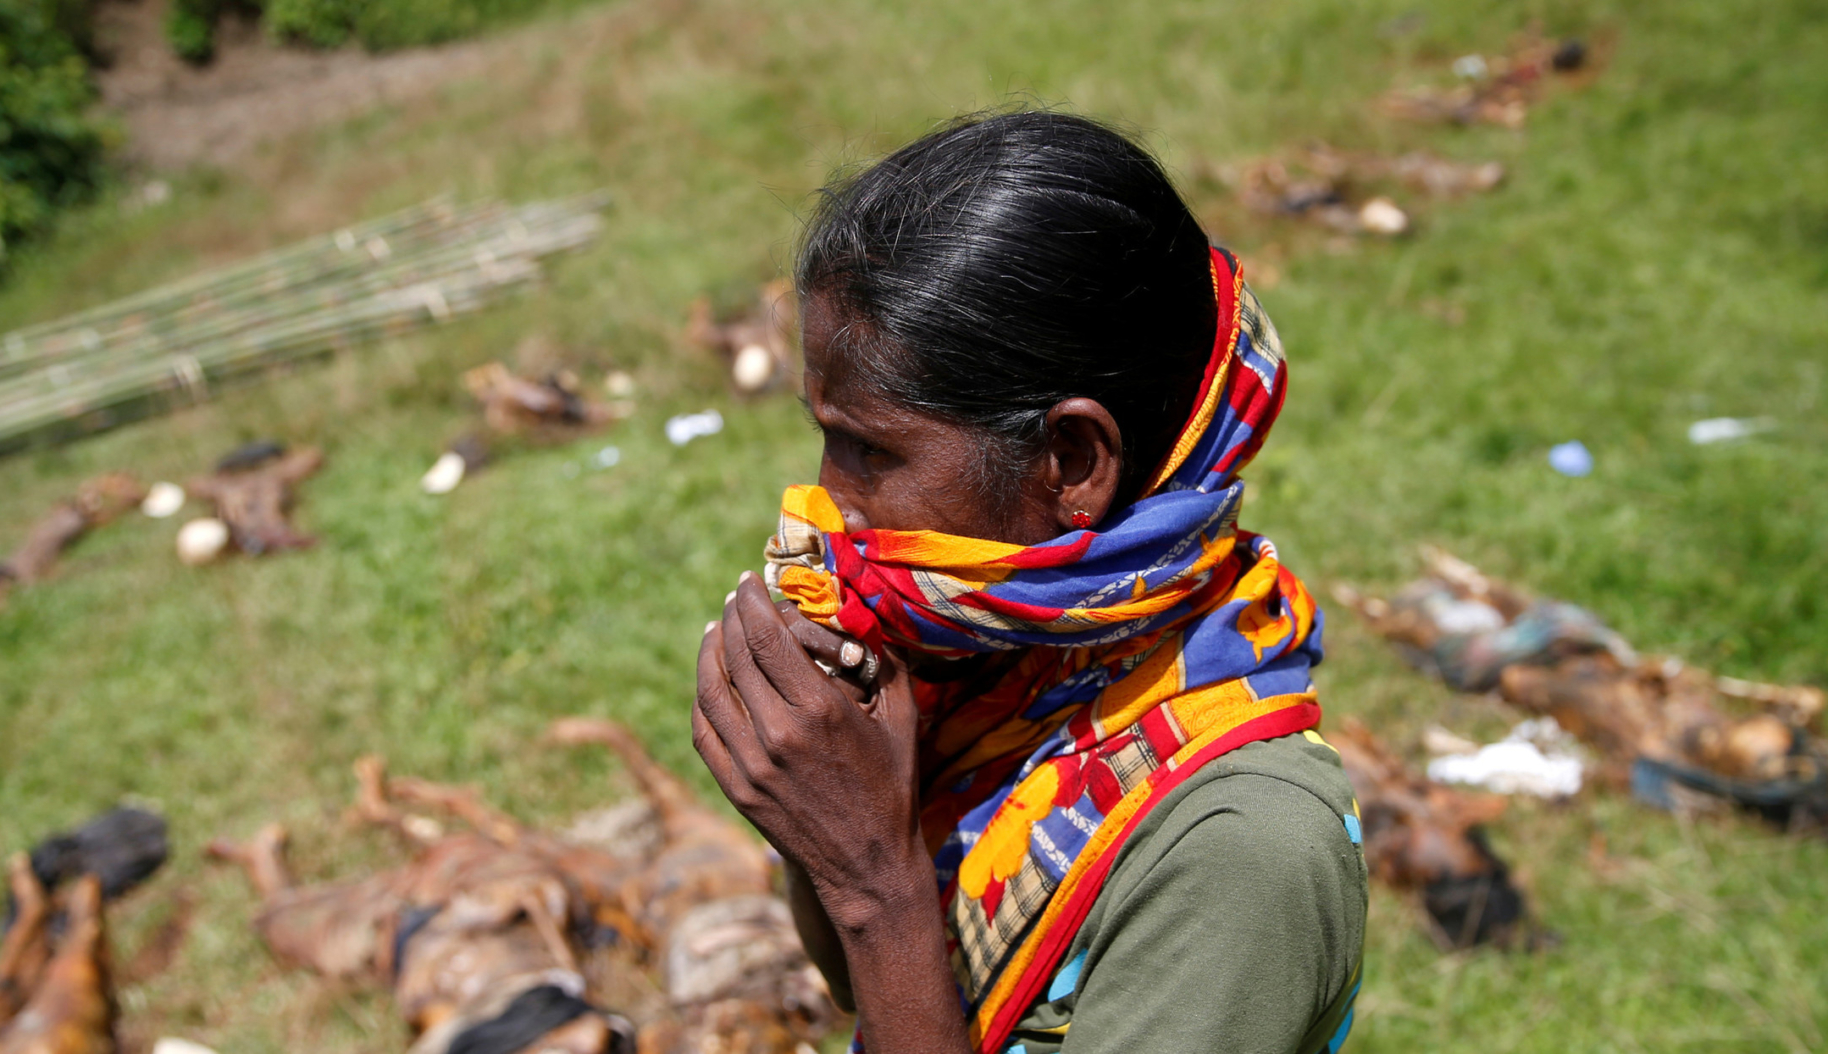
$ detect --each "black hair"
[447,985,633,1054]
[797,110,1218,507]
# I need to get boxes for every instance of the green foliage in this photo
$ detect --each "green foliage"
[164,0,583,61]
[262,0,358,49]
[163,0,221,62]
[0,0,106,258]
[349,0,487,50]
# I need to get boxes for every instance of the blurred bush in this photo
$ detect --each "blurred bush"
[0,0,108,260]
[167,0,564,61]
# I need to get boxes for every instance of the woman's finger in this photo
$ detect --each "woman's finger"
[774,601,874,702]
[776,600,852,668]
[724,575,813,709]
[733,573,846,710]
[723,577,820,759]
[696,621,770,773]
[690,690,738,790]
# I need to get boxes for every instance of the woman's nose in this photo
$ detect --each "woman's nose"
[816,465,873,533]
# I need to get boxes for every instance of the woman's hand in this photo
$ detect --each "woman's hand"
[695,572,972,1054]
[694,571,927,927]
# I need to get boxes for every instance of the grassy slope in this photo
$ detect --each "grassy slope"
[2,0,1825,1050]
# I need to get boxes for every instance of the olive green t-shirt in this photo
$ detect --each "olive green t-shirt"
[1001,732,1367,1054]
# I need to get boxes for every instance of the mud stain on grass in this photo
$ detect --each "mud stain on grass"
[93,0,505,170]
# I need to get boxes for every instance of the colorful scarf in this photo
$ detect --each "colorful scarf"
[765,247,1325,1053]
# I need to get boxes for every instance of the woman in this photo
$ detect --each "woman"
[695,111,1366,1054]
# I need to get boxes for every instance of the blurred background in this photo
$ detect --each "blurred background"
[1,0,1824,1050]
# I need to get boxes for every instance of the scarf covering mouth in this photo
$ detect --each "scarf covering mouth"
[765,247,1339,1053]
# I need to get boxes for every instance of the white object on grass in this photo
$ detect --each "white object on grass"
[176,518,230,566]
[1687,416,1775,445]
[593,445,622,469]
[732,344,776,391]
[1357,197,1409,235]
[141,481,186,519]
[1548,439,1593,476]
[1425,718,1584,798]
[420,451,467,495]
[1452,54,1489,79]
[152,1040,221,1054]
[605,370,636,397]
[666,409,725,446]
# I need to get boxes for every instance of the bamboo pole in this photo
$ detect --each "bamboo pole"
[0,193,609,450]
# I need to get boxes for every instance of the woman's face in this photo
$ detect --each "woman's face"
[801,295,1056,544]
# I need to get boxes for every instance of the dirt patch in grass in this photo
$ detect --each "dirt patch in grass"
[92,0,502,170]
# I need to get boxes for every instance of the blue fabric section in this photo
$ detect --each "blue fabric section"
[1048,949,1089,1002]
[1327,980,1362,1054]
[1343,814,1362,845]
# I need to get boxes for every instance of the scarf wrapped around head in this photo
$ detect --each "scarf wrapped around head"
[766,247,1325,1053]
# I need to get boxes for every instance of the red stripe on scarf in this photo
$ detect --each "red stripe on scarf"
[976,702,1323,1052]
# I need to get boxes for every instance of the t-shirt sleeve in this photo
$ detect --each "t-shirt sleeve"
[1056,773,1364,1054]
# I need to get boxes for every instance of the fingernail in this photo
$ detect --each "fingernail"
[724,591,736,605]
[840,640,865,668]
[739,570,756,584]
[704,621,717,636]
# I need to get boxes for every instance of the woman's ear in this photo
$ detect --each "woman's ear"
[1041,398,1123,531]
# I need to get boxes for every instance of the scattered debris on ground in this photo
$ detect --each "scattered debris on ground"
[1331,721,1531,949]
[1425,717,1586,798]
[1,808,171,1052]
[686,281,798,394]
[464,363,633,438]
[0,194,609,451]
[183,442,324,561]
[1380,33,1590,128]
[209,720,836,1054]
[1338,548,1827,831]
[1212,144,1504,236]
[664,410,724,447]
[1687,417,1776,445]
[419,364,632,495]
[0,473,147,597]
[1547,439,1593,477]
[141,481,187,519]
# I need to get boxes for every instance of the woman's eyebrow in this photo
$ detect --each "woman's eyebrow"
[805,394,892,444]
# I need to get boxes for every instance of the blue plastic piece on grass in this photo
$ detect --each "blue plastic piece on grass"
[1548,440,1593,477]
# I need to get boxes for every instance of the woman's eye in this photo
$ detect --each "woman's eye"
[823,431,890,477]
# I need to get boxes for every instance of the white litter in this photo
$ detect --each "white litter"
[175,518,230,566]
[152,1040,221,1054]
[1452,54,1489,79]
[665,409,724,446]
[1425,718,1584,798]
[1548,439,1593,477]
[605,370,636,397]
[1357,197,1410,235]
[592,445,622,469]
[420,451,467,495]
[141,481,186,519]
[732,344,776,392]
[1687,416,1775,445]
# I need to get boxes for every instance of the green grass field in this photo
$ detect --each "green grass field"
[2,0,1826,1050]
